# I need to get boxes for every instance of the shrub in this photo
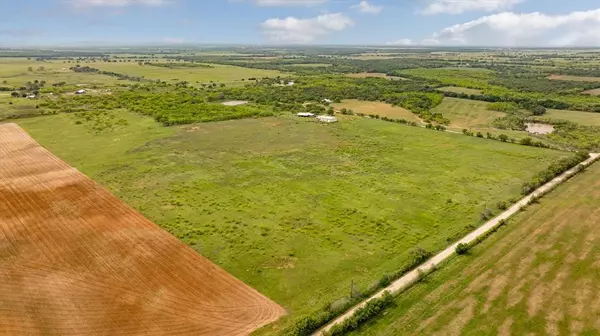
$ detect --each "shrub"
[496,201,507,211]
[455,243,470,255]
[325,291,394,336]
[488,102,519,113]
[479,208,493,221]
[409,247,431,264]
[531,105,547,116]
[521,152,589,195]
[520,137,533,146]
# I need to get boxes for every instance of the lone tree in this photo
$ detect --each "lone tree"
[498,134,509,142]
[531,105,547,116]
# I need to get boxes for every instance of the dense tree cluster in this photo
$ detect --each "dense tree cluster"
[70,65,152,82]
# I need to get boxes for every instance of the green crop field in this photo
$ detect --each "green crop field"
[432,97,504,130]
[90,62,282,86]
[15,111,567,332]
[332,100,422,123]
[543,109,600,126]
[348,158,600,336]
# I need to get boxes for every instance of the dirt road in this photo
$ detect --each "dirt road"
[315,153,600,335]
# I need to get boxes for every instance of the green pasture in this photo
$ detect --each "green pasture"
[15,111,567,332]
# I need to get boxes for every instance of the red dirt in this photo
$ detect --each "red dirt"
[0,123,285,336]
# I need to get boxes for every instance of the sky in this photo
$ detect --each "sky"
[1,0,600,47]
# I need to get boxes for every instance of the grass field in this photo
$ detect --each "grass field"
[332,100,422,123]
[543,109,600,126]
[432,97,504,130]
[437,86,483,95]
[0,96,42,120]
[90,62,282,86]
[548,74,600,82]
[345,73,409,80]
[0,123,284,335]
[15,112,567,330]
[0,58,132,86]
[349,158,600,336]
[432,97,536,140]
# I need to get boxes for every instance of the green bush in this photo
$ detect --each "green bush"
[325,291,394,336]
[455,243,470,255]
[521,152,589,195]
[487,102,519,113]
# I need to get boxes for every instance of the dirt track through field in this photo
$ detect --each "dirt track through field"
[316,152,600,335]
[0,123,285,335]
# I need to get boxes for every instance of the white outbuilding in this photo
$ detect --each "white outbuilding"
[297,112,315,117]
[75,89,86,94]
[323,98,332,103]
[316,115,338,123]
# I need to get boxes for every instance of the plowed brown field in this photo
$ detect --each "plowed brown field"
[0,123,285,336]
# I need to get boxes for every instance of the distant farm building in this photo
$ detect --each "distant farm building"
[297,112,315,117]
[316,115,338,123]
[26,95,36,99]
[287,81,295,86]
[323,99,332,103]
[222,100,248,106]
[75,89,86,95]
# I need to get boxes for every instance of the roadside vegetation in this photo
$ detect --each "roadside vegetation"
[343,158,600,336]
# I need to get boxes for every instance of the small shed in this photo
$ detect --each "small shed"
[287,81,295,86]
[297,112,315,117]
[316,115,338,123]
[26,95,36,99]
[323,98,332,103]
[75,89,86,95]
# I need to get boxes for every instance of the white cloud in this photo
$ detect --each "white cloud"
[67,0,168,7]
[421,38,441,45]
[421,0,524,15]
[351,1,383,14]
[386,38,412,45]
[234,0,328,6]
[261,13,354,43]
[427,8,600,46]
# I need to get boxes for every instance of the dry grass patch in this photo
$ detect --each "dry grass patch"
[583,88,600,95]
[437,86,483,95]
[345,72,409,80]
[548,74,600,82]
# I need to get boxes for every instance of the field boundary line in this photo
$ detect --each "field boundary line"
[315,153,600,336]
